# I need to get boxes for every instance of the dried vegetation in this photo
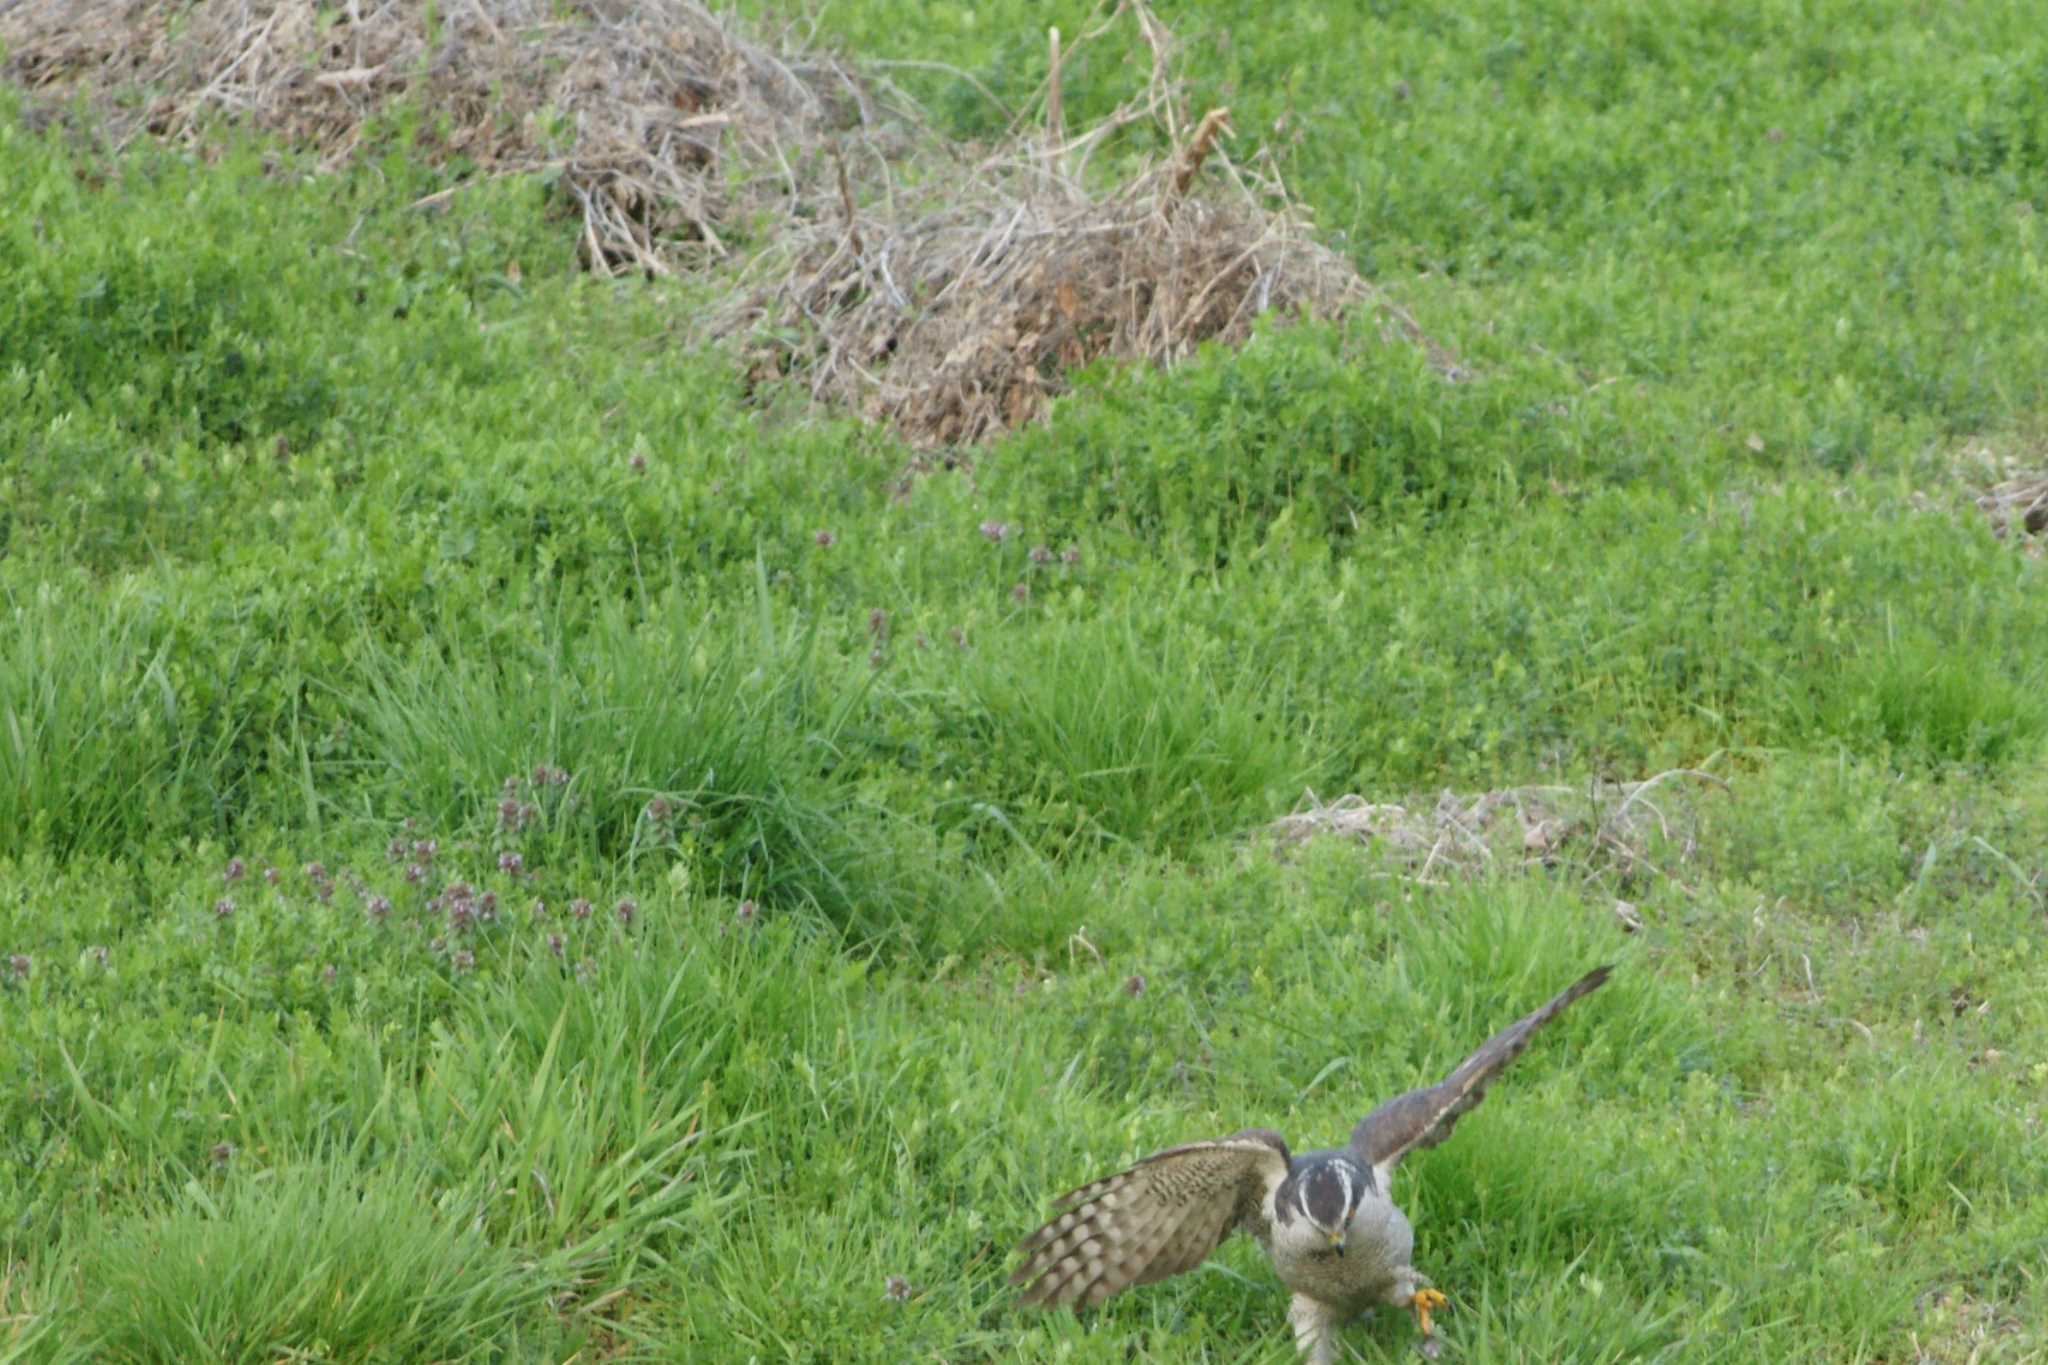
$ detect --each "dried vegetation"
[0,0,1454,445]
[1269,769,1732,897]
[1945,434,2048,552]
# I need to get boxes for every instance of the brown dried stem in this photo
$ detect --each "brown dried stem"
[1167,106,1232,207]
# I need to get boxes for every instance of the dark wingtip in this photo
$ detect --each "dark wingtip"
[1561,964,1614,998]
[1552,964,1614,1014]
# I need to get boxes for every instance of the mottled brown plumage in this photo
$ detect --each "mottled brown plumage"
[1013,967,1613,1361]
[1012,1130,1290,1308]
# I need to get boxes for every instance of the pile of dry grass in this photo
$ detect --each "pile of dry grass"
[0,0,866,274]
[1944,435,2048,552]
[1976,473,2048,545]
[1268,769,1730,895]
[1,0,1454,445]
[717,5,1458,446]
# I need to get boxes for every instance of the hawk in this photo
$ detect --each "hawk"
[1014,965,1612,1362]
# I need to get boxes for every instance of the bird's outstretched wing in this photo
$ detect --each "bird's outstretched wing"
[1013,1128,1292,1309]
[1349,966,1611,1186]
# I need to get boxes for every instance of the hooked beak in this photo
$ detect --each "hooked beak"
[1327,1230,1346,1257]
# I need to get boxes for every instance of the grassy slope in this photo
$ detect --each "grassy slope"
[3,0,2047,1360]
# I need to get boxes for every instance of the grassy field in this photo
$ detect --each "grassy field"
[4,0,2048,1360]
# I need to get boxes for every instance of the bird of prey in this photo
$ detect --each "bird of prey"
[1014,965,1612,1362]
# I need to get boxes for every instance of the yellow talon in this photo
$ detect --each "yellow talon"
[1410,1287,1450,1337]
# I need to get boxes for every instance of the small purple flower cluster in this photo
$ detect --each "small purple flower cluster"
[305,862,335,904]
[206,761,699,991]
[977,520,1081,607]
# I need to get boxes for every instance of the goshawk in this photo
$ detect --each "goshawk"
[1014,965,1612,1362]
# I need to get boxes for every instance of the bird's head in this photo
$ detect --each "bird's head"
[1286,1156,1367,1255]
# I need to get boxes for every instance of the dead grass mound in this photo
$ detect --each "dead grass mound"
[1,0,863,273]
[1948,433,2048,552]
[1977,472,2048,546]
[1269,769,1730,898]
[716,5,1460,445]
[1,0,1454,446]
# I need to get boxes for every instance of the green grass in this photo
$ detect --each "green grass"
[4,0,2048,1359]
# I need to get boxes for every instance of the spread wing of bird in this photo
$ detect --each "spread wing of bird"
[1349,965,1611,1187]
[1013,1128,1292,1309]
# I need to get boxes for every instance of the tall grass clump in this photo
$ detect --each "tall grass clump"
[1826,630,2048,767]
[0,587,240,857]
[65,1160,566,1363]
[918,616,1313,857]
[420,922,768,1260]
[346,588,900,929]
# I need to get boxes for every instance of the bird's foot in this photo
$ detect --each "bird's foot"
[1409,1287,1450,1339]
